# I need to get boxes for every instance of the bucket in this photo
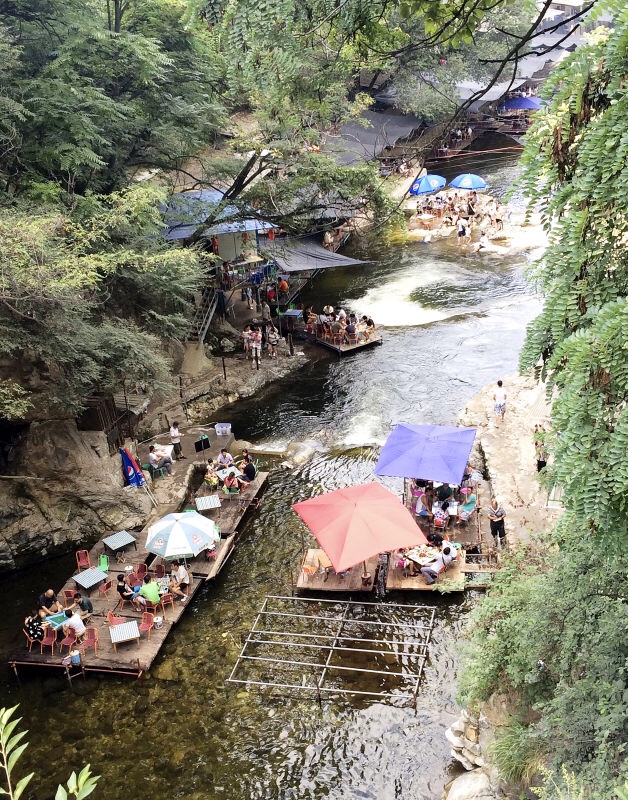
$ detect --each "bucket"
[154,616,164,630]
[70,650,81,665]
[215,423,232,436]
[124,565,133,574]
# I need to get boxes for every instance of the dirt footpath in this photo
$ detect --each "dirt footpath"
[458,373,560,545]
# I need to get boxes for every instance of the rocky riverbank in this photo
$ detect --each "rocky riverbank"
[443,372,557,800]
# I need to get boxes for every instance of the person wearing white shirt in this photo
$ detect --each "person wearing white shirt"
[148,445,173,476]
[420,546,454,585]
[217,449,234,468]
[493,379,507,423]
[62,610,86,638]
[169,421,185,461]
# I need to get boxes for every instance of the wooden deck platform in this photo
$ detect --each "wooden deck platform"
[295,549,378,592]
[8,469,268,678]
[315,332,383,356]
[386,550,466,592]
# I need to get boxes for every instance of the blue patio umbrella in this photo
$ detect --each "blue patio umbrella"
[409,174,447,196]
[449,173,488,191]
[374,423,477,484]
[499,96,543,112]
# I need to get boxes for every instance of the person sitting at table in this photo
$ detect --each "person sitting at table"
[169,560,190,602]
[117,574,141,608]
[38,589,63,618]
[420,546,455,585]
[62,609,86,639]
[223,470,246,493]
[436,483,453,505]
[427,532,444,548]
[68,592,93,619]
[204,459,219,488]
[344,319,357,343]
[433,505,449,530]
[241,458,257,483]
[217,448,234,468]
[457,487,477,523]
[138,575,161,607]
[237,449,251,471]
[148,445,173,476]
[24,610,47,641]
[415,488,433,520]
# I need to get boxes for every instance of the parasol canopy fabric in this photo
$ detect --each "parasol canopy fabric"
[409,174,447,196]
[499,96,543,111]
[449,173,488,190]
[292,482,427,573]
[146,512,220,559]
[374,423,477,485]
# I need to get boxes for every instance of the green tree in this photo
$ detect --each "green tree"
[460,4,628,796]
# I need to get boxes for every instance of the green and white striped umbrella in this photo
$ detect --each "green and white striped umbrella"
[145,512,219,559]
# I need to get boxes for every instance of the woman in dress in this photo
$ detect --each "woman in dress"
[24,610,46,641]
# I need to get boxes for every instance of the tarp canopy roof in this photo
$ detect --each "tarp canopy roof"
[323,110,424,166]
[457,79,526,111]
[262,236,370,273]
[163,190,273,241]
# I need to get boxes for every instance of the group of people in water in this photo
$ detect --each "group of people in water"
[302,305,376,343]
[415,190,507,250]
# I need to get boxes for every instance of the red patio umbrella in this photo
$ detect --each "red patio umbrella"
[292,482,428,574]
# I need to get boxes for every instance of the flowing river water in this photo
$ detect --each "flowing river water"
[0,138,541,799]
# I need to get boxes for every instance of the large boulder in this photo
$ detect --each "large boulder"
[445,769,502,800]
[0,420,152,573]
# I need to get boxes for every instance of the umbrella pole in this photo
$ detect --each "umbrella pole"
[362,560,367,577]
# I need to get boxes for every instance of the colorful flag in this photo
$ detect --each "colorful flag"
[120,448,146,488]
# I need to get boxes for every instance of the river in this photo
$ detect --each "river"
[0,137,540,800]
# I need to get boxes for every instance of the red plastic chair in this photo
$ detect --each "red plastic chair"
[60,629,77,653]
[81,627,99,655]
[75,550,92,572]
[40,627,57,654]
[62,589,76,608]
[23,629,37,652]
[142,600,160,617]
[160,593,175,615]
[127,572,141,589]
[136,563,148,580]
[107,610,125,627]
[153,563,166,579]
[139,612,154,640]
[347,333,358,346]
[98,579,114,600]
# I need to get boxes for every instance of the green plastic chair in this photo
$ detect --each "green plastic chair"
[98,554,109,572]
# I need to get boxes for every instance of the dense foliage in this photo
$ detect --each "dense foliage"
[460,3,628,796]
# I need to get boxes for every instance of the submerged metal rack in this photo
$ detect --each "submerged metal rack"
[226,595,437,703]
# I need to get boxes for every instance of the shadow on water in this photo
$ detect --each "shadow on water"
[0,144,536,799]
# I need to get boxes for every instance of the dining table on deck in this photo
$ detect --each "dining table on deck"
[73,567,109,592]
[109,621,141,653]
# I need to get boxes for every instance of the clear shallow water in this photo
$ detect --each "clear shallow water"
[0,142,539,799]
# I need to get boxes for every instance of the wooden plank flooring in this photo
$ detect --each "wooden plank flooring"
[295,549,378,592]
[9,465,268,677]
[314,333,383,355]
[386,550,466,592]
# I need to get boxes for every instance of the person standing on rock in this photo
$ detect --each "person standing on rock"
[249,325,262,368]
[487,498,506,547]
[170,421,186,461]
[261,301,271,322]
[493,379,506,424]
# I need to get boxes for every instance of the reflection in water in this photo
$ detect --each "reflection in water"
[0,144,537,799]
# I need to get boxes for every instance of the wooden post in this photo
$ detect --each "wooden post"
[222,357,227,380]
[255,352,260,370]
[288,333,294,356]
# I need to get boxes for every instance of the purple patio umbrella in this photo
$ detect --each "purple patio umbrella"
[374,423,477,484]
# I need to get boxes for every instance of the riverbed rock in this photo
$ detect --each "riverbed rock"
[220,337,237,353]
[0,420,152,573]
[152,661,180,681]
[444,768,501,800]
